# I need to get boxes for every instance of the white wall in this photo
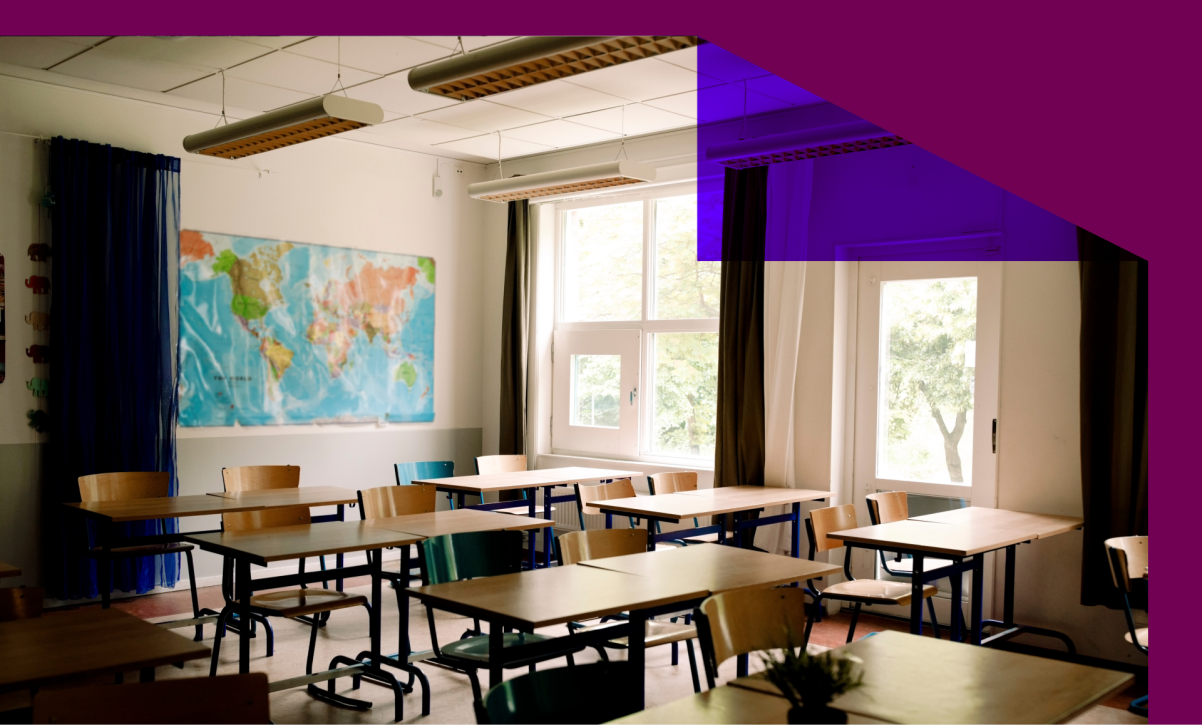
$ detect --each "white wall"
[0,74,492,590]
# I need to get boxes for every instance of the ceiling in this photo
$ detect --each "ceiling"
[0,36,824,164]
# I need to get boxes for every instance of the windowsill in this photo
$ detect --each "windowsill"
[538,451,715,473]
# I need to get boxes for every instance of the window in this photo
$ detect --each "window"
[552,184,721,463]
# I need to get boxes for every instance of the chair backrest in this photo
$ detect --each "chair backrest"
[557,529,647,566]
[77,472,170,502]
[395,460,454,486]
[477,662,638,724]
[574,479,636,518]
[0,586,45,622]
[865,491,908,524]
[475,455,526,475]
[808,504,857,554]
[422,531,524,585]
[1104,536,1148,594]
[221,465,302,530]
[647,471,698,495]
[695,588,812,687]
[32,673,271,724]
[358,484,438,519]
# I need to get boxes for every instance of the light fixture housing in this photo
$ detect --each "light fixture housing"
[182,95,384,160]
[705,120,911,169]
[409,36,702,101]
[468,161,657,203]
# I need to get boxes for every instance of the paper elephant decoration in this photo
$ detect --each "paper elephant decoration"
[26,377,49,397]
[27,243,52,262]
[25,276,50,294]
[25,311,50,330]
[26,345,50,363]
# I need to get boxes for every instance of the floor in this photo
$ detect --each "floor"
[30,577,1145,724]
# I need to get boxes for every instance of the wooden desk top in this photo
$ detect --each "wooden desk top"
[366,508,553,537]
[727,630,1131,724]
[612,685,885,724]
[416,466,643,493]
[0,562,21,580]
[677,486,832,506]
[408,564,707,629]
[594,488,826,522]
[826,520,1032,557]
[205,485,358,506]
[64,494,267,523]
[910,506,1083,539]
[186,521,422,565]
[0,608,210,693]
[580,544,841,593]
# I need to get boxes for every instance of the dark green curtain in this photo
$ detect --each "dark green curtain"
[499,200,531,463]
[714,167,767,504]
[1078,228,1148,610]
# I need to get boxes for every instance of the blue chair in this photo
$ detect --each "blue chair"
[395,460,456,507]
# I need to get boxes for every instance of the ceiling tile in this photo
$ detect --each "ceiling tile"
[101,36,268,71]
[489,80,626,118]
[286,36,449,75]
[234,37,312,50]
[50,36,110,47]
[52,49,211,92]
[344,74,458,115]
[562,57,720,102]
[359,116,480,145]
[434,133,553,160]
[227,51,378,94]
[566,103,695,136]
[746,75,825,106]
[168,74,311,113]
[409,36,516,52]
[646,85,791,122]
[418,100,552,133]
[694,43,771,83]
[0,37,88,69]
[502,119,620,148]
[654,44,697,72]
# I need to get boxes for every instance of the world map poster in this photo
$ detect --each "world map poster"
[178,230,434,426]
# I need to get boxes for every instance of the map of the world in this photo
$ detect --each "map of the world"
[178,230,434,426]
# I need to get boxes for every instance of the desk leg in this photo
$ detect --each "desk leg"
[526,488,537,570]
[99,519,112,609]
[1002,544,1016,625]
[791,503,801,559]
[458,492,465,509]
[950,562,964,642]
[542,485,553,568]
[628,611,647,710]
[336,505,346,591]
[369,549,382,662]
[970,555,984,645]
[488,622,504,689]
[236,558,252,674]
[909,554,925,636]
[732,511,741,548]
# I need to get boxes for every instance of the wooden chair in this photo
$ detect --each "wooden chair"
[0,586,44,622]
[419,531,584,702]
[865,492,954,577]
[1105,535,1148,716]
[77,473,206,641]
[693,587,812,689]
[474,662,639,724]
[474,455,555,517]
[574,478,638,530]
[556,529,701,693]
[805,504,940,644]
[648,471,719,544]
[32,673,271,724]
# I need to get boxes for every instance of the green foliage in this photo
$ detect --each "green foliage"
[212,249,238,275]
[572,355,620,427]
[760,635,864,709]
[563,202,643,321]
[654,196,720,319]
[230,294,269,321]
[653,332,718,455]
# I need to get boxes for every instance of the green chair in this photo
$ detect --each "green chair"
[474,662,639,724]
[421,531,586,702]
[395,460,456,508]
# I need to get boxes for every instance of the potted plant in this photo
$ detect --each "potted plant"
[759,641,864,724]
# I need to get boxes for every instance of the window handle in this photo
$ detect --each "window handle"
[630,387,638,406]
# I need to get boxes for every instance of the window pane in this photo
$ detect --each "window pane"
[651,332,718,457]
[571,355,621,428]
[877,278,977,485]
[653,195,720,319]
[563,202,643,321]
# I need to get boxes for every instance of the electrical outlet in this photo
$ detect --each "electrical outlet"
[454,165,466,176]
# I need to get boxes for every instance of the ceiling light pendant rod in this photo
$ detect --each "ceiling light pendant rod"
[497,131,504,179]
[213,70,229,129]
[615,104,629,161]
[331,36,348,96]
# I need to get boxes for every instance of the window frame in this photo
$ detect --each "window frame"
[552,181,720,467]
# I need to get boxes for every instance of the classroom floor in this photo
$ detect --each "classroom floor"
[40,577,1142,725]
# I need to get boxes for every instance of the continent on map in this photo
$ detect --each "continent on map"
[306,262,418,378]
[261,338,294,381]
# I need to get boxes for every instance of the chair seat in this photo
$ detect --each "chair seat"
[882,556,954,575]
[575,619,697,648]
[493,505,556,516]
[821,579,938,606]
[682,532,721,544]
[89,542,194,558]
[250,588,367,618]
[441,631,568,663]
[1125,628,1148,648]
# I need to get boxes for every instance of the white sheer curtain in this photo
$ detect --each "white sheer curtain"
[755,160,814,554]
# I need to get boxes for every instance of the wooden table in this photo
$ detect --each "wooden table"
[729,630,1131,723]
[0,562,22,580]
[414,467,642,569]
[594,486,830,556]
[612,684,885,724]
[205,485,358,506]
[0,608,209,693]
[366,508,552,538]
[185,521,426,721]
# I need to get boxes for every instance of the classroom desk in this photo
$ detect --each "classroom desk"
[414,467,642,569]
[593,486,830,555]
[908,506,1083,651]
[0,562,21,580]
[365,508,552,538]
[611,684,887,724]
[728,630,1131,724]
[185,521,426,721]
[0,608,210,693]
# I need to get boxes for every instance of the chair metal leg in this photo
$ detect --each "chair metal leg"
[686,639,701,694]
[306,618,321,674]
[926,597,941,640]
[184,549,202,642]
[802,599,818,649]
[466,668,483,703]
[671,641,679,666]
[846,603,862,643]
[1129,695,1148,717]
[209,609,231,677]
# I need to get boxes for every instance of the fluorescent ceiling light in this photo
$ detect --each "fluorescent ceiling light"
[468,161,657,203]
[182,95,384,160]
[705,120,911,169]
[409,36,702,101]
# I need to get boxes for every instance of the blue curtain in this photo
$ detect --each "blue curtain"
[48,137,181,601]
